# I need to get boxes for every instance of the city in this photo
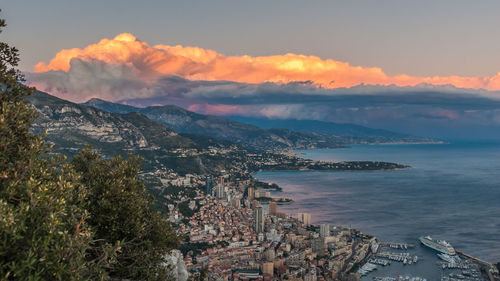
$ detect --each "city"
[163,173,499,281]
[3,2,500,280]
[172,175,373,281]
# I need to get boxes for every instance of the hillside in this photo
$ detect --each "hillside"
[27,91,410,178]
[83,98,434,150]
[27,91,245,175]
[82,99,357,150]
[28,92,196,151]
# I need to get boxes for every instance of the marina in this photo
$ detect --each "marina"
[370,258,391,266]
[380,242,415,250]
[359,238,497,281]
[257,145,500,281]
[374,252,419,265]
[358,262,378,276]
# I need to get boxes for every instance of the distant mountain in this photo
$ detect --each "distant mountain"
[84,97,140,114]
[28,91,246,175]
[227,116,434,143]
[83,99,346,151]
[29,92,194,151]
[83,99,435,149]
[26,91,411,186]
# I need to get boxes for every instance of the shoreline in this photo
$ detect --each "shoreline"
[284,141,446,158]
[253,173,499,272]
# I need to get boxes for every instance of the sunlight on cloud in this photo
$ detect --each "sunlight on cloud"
[32,33,500,94]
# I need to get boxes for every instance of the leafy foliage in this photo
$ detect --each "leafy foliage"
[71,149,179,280]
[0,13,179,280]
[0,14,98,280]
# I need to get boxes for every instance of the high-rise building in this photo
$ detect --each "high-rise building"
[254,206,265,233]
[206,176,213,196]
[216,183,225,199]
[298,213,311,226]
[320,223,330,238]
[247,187,255,199]
[269,201,277,216]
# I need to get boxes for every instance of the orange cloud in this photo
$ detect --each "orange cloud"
[34,33,500,91]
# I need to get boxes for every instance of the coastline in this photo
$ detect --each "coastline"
[287,140,446,157]
[254,143,500,279]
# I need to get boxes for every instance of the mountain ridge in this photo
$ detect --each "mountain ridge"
[27,91,248,175]
[82,98,435,150]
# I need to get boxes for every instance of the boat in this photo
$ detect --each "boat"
[418,236,455,255]
[437,253,455,263]
[437,253,461,263]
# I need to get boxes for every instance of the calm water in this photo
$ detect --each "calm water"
[255,142,500,276]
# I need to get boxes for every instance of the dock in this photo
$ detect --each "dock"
[455,250,499,281]
[379,242,415,250]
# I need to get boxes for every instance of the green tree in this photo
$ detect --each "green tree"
[71,148,179,280]
[0,13,178,280]
[0,13,107,280]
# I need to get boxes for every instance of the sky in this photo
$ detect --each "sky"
[4,0,500,139]
[4,0,500,77]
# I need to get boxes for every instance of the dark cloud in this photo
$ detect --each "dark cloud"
[27,65,500,140]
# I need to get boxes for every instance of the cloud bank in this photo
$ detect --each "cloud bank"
[27,33,500,139]
[32,33,500,98]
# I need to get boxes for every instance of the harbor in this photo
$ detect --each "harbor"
[358,241,422,277]
[359,237,499,281]
[374,252,419,265]
[380,242,415,250]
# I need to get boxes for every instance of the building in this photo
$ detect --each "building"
[312,237,326,253]
[265,248,275,261]
[304,269,317,281]
[230,198,241,208]
[262,262,274,276]
[206,176,213,196]
[247,187,255,199]
[320,223,330,238]
[298,213,311,226]
[266,229,282,242]
[255,206,265,233]
[216,183,225,199]
[252,199,260,208]
[238,269,260,279]
[269,201,277,216]
[255,190,271,198]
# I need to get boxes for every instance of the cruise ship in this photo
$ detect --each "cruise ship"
[419,236,456,255]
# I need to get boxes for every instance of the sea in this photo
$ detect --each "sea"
[255,142,500,279]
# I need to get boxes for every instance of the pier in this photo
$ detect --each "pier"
[380,242,415,250]
[455,250,499,281]
[374,252,419,265]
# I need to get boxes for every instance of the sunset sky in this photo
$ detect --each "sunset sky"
[4,0,500,139]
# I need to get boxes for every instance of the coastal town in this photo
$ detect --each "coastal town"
[4,3,500,281]
[157,172,500,281]
[167,174,374,281]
